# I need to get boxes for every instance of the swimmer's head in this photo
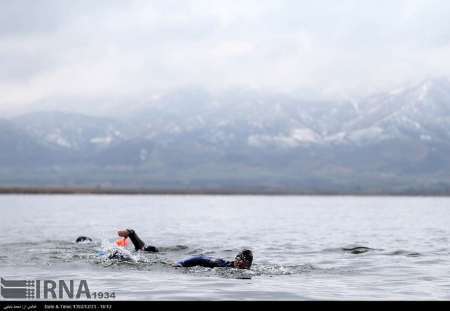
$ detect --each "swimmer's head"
[117,229,130,238]
[234,249,253,269]
[75,236,92,243]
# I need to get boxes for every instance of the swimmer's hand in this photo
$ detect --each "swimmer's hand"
[117,229,129,238]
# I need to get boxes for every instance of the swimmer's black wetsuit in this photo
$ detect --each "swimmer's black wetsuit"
[176,256,234,268]
[126,229,159,252]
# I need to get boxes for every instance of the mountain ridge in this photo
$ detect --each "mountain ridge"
[2,78,450,193]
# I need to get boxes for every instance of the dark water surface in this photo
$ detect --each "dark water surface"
[0,195,449,300]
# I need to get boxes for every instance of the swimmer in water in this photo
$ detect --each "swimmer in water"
[117,228,159,252]
[76,229,157,260]
[117,228,253,269]
[75,236,92,243]
[176,249,253,270]
[87,228,253,268]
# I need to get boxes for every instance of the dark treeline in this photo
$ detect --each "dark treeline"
[1,187,450,196]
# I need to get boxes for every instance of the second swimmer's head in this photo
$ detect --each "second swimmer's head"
[234,249,253,269]
[75,236,92,243]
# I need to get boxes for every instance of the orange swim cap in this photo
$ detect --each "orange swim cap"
[116,238,129,247]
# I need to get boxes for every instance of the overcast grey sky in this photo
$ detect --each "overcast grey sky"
[1,0,450,115]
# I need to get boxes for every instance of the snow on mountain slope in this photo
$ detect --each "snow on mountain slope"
[12,111,133,152]
[330,78,450,145]
[3,78,450,169]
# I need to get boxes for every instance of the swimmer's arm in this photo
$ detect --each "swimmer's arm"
[118,228,159,252]
[118,228,145,250]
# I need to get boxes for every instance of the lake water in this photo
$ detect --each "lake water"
[0,195,449,300]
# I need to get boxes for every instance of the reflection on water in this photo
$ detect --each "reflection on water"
[0,195,449,300]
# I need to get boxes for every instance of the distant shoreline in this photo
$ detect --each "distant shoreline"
[0,187,449,196]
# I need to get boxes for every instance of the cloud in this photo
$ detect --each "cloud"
[1,0,450,115]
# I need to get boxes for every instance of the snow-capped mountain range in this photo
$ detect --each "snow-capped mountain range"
[1,78,450,193]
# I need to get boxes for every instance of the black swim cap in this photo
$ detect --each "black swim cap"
[236,249,253,267]
[75,236,92,243]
